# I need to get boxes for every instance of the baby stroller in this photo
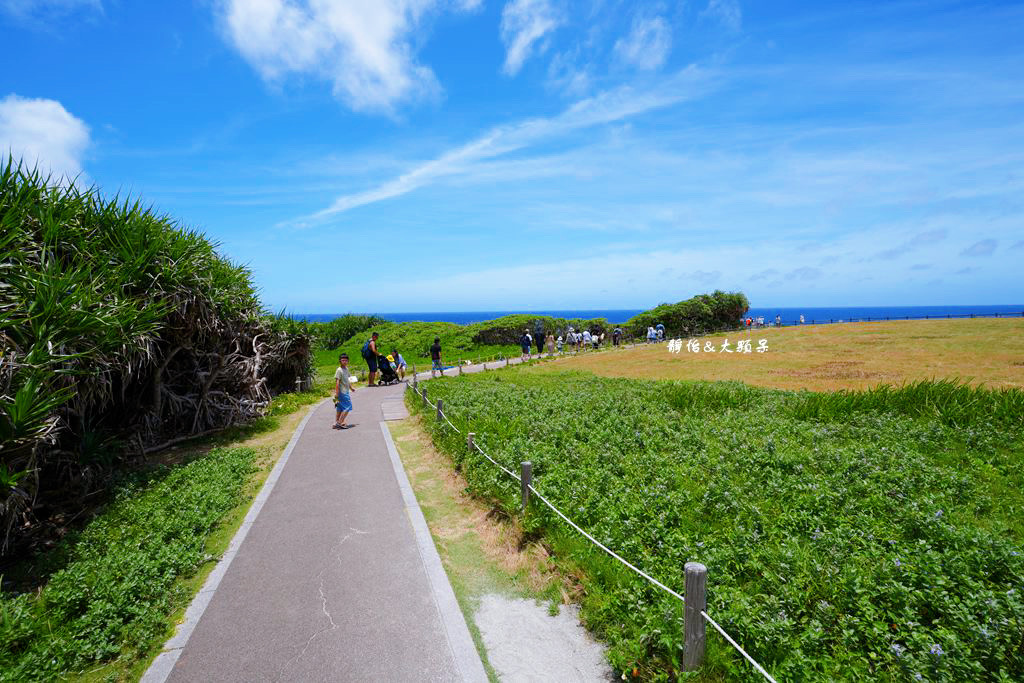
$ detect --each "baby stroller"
[377,355,402,385]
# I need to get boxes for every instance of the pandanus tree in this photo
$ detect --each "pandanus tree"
[0,158,311,554]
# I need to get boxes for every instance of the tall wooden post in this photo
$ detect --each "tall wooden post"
[684,562,707,671]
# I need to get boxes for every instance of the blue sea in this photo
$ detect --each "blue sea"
[296,305,1023,326]
[744,305,1024,325]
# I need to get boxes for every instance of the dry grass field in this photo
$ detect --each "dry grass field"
[531,317,1024,391]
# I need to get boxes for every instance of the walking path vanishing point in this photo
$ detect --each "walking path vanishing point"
[144,356,547,683]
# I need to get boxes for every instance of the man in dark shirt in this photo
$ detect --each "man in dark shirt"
[362,332,380,386]
[430,337,444,378]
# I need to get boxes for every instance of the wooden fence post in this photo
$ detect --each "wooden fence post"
[436,399,443,422]
[421,387,427,403]
[459,360,463,375]
[684,562,707,671]
[521,461,532,514]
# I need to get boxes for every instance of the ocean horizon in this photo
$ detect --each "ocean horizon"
[295,305,1024,326]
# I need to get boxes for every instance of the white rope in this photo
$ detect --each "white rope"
[415,385,775,682]
[472,442,520,481]
[527,486,686,603]
[701,610,778,683]
[442,411,462,434]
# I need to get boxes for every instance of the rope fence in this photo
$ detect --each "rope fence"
[410,384,778,682]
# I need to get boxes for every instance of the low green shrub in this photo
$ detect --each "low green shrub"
[308,313,387,350]
[412,373,1024,681]
[0,447,258,681]
[624,290,750,338]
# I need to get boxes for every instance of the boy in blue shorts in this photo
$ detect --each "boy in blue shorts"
[333,353,355,429]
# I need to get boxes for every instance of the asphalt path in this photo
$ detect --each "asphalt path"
[145,349,616,682]
[147,376,486,682]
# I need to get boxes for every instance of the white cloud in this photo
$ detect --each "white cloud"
[703,0,741,31]
[0,94,90,180]
[547,49,592,96]
[614,15,672,71]
[298,66,712,223]
[500,0,563,76]
[216,0,474,114]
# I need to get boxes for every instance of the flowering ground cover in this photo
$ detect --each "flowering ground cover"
[410,371,1024,681]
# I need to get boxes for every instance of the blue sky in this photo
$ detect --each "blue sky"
[2,0,1022,312]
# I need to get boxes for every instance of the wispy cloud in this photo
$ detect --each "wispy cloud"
[960,239,997,257]
[875,229,947,260]
[749,268,779,281]
[681,269,721,283]
[1011,241,1024,251]
[702,0,741,31]
[215,0,475,114]
[785,266,821,281]
[0,94,90,181]
[614,15,672,71]
[298,66,713,223]
[500,0,563,76]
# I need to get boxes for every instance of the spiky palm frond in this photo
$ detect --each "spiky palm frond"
[0,156,311,555]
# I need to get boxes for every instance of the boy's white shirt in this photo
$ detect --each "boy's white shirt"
[335,366,352,394]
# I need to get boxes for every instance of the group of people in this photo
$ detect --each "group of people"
[332,331,418,431]
[335,321,640,430]
[519,329,556,359]
[518,325,626,358]
[358,332,409,385]
[645,324,665,343]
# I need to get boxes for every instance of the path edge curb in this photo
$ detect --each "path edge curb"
[380,420,488,683]
[142,399,325,683]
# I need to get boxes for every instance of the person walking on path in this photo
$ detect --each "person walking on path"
[362,332,381,386]
[332,353,355,429]
[534,320,545,355]
[430,337,445,377]
[582,329,592,350]
[613,327,622,346]
[520,329,532,361]
[545,332,555,355]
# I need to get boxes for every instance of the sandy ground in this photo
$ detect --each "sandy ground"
[475,594,615,682]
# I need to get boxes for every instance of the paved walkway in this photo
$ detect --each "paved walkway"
[145,373,490,683]
[144,350,618,682]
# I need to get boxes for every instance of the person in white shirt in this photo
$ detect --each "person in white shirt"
[333,354,355,430]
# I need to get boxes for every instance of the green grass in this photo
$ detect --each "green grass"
[0,447,259,682]
[410,371,1024,682]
